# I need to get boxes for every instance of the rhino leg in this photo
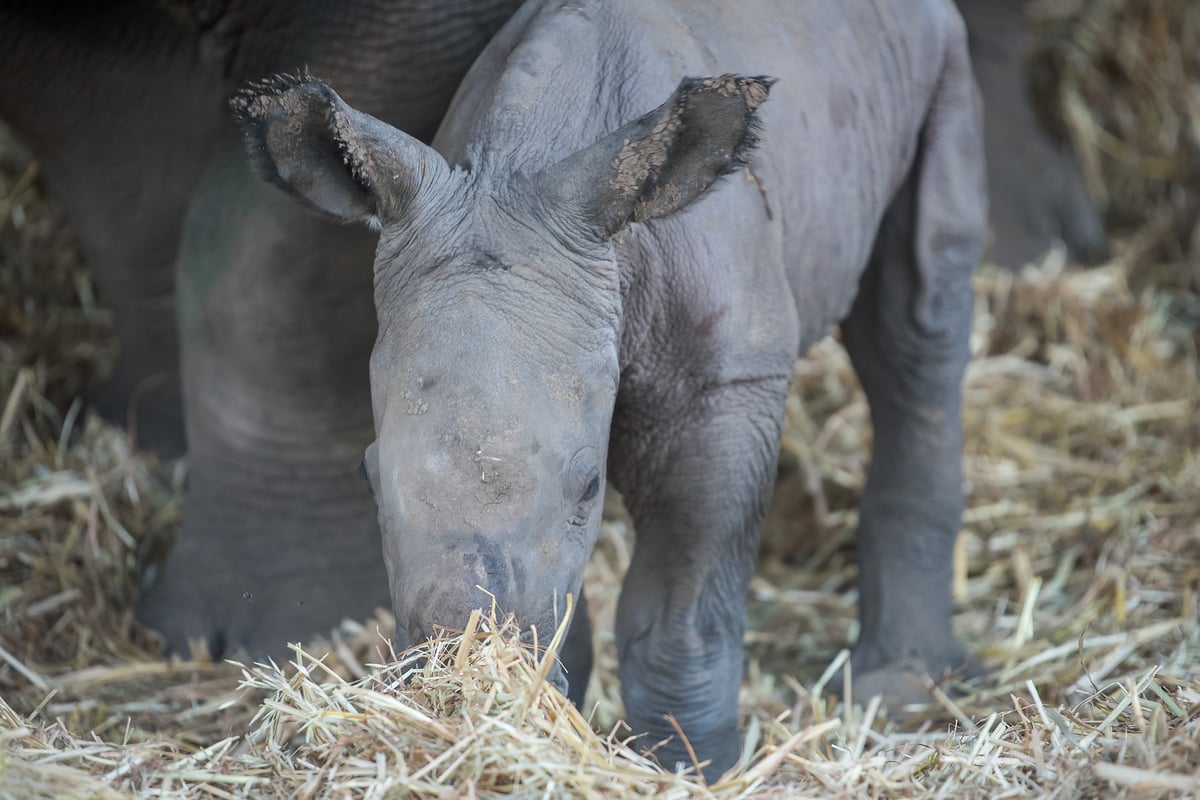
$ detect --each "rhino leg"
[839,259,974,706]
[0,6,224,454]
[837,26,983,707]
[956,0,1107,266]
[59,177,190,456]
[560,586,593,708]
[611,378,790,779]
[136,144,388,658]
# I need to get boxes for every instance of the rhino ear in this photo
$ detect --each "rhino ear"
[535,75,773,239]
[230,73,448,229]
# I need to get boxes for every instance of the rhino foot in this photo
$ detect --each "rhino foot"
[831,653,987,713]
[137,541,389,662]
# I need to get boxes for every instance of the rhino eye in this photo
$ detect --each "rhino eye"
[580,474,600,504]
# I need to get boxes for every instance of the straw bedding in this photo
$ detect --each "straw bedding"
[1,3,1197,797]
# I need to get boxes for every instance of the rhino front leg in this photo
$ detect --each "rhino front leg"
[611,380,789,779]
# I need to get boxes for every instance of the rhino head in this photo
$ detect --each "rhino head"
[232,71,770,691]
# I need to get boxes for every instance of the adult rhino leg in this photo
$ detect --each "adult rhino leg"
[956,0,1107,266]
[43,80,221,456]
[49,133,206,456]
[0,5,226,454]
[610,377,791,779]
[838,23,983,706]
[137,143,388,658]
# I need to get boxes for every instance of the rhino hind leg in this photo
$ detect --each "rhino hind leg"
[18,119,202,457]
[973,45,1108,267]
[85,262,186,455]
[836,17,985,710]
[838,229,976,707]
[957,0,1108,267]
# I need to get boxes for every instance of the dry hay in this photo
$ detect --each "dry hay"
[3,8,1200,795]
[4,167,1199,800]
[2,606,842,799]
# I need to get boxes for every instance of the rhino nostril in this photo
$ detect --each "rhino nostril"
[451,533,513,595]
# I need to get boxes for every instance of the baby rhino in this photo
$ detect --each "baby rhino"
[234,0,985,778]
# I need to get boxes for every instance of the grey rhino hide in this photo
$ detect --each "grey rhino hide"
[232,71,772,686]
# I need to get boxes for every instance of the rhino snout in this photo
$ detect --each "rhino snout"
[398,532,521,634]
[391,531,581,672]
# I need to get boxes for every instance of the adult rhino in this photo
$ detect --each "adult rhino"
[1,0,524,656]
[236,0,986,777]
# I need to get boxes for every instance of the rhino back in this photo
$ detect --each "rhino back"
[436,0,962,358]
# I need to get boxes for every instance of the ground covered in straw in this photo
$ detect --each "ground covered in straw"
[3,4,1199,794]
[3,163,1198,799]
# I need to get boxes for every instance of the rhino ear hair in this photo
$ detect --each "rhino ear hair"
[534,74,773,239]
[230,72,448,229]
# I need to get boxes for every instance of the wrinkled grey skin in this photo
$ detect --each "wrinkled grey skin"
[236,0,986,778]
[0,0,524,659]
